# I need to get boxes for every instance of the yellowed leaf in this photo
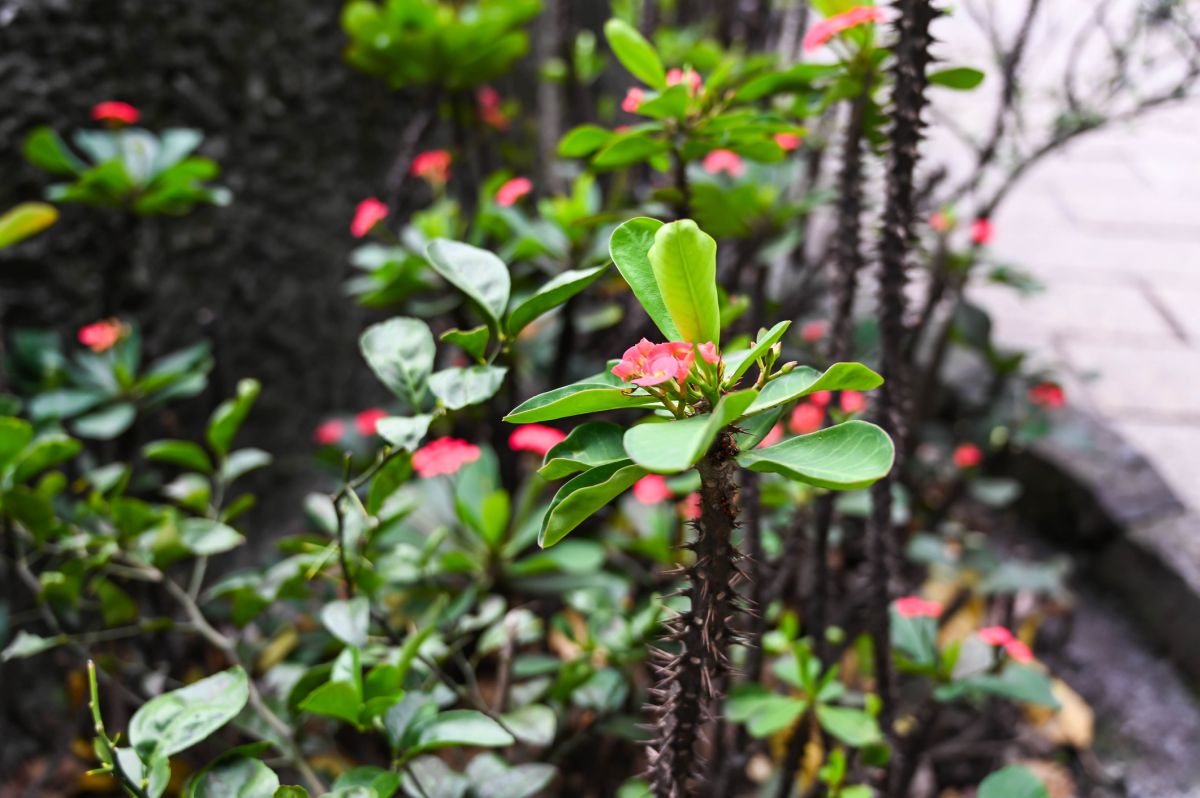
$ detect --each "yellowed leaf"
[1026,678,1094,748]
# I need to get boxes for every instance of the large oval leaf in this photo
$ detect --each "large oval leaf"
[737,420,894,490]
[540,460,647,547]
[426,239,511,331]
[603,18,666,90]
[413,710,515,753]
[609,217,680,340]
[505,263,609,337]
[538,421,627,480]
[744,363,883,416]
[130,667,249,758]
[192,757,280,798]
[359,318,435,408]
[647,220,721,346]
[428,365,507,410]
[505,382,658,424]
[623,390,758,474]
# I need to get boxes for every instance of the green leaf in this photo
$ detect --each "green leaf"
[71,402,136,440]
[376,414,433,452]
[466,754,556,798]
[559,124,612,158]
[440,326,490,363]
[603,18,666,89]
[608,217,680,340]
[220,448,272,483]
[738,420,895,490]
[429,366,507,410]
[623,390,758,474]
[1,630,63,661]
[538,421,627,480]
[592,134,670,169]
[332,766,400,798]
[505,264,609,337]
[414,710,515,753]
[299,647,363,726]
[0,417,35,472]
[10,433,82,486]
[647,219,721,345]
[499,704,557,746]
[978,766,1049,798]
[359,318,435,408]
[0,202,57,250]
[929,67,985,90]
[193,758,280,798]
[744,363,884,415]
[816,705,882,747]
[724,320,791,384]
[144,440,213,474]
[129,667,249,758]
[540,460,647,547]
[725,684,807,738]
[426,239,511,332]
[947,664,1060,708]
[321,597,370,648]
[505,381,658,424]
[23,126,85,176]
[273,789,309,798]
[179,518,245,556]
[207,379,261,458]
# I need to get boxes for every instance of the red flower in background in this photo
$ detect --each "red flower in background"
[611,339,696,387]
[839,390,866,414]
[894,595,943,618]
[412,437,480,478]
[351,198,388,238]
[477,86,510,131]
[681,492,701,520]
[809,390,832,408]
[621,87,645,113]
[790,401,824,434]
[758,424,785,449]
[354,408,388,436]
[774,132,803,152]
[411,150,452,185]
[509,424,567,456]
[801,320,827,343]
[496,177,533,207]
[978,626,1034,662]
[666,67,703,95]
[92,101,139,125]
[1028,381,1065,408]
[1004,639,1034,663]
[970,217,993,245]
[314,419,345,445]
[930,210,953,233]
[703,149,744,177]
[633,474,672,504]
[78,319,126,352]
[953,443,983,468]
[803,6,883,52]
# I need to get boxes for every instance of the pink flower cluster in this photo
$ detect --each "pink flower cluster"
[803,6,883,52]
[351,198,388,238]
[970,217,993,245]
[312,408,389,444]
[1028,381,1065,408]
[412,150,451,185]
[92,101,139,125]
[496,176,533,207]
[412,437,481,478]
[611,339,719,388]
[666,67,703,95]
[703,149,744,177]
[78,319,126,353]
[621,87,645,113]
[477,87,510,131]
[894,595,944,618]
[789,389,866,434]
[953,442,983,468]
[774,132,803,152]
[509,424,566,456]
[978,626,1034,663]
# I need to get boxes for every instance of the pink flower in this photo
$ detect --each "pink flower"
[790,402,824,434]
[1004,639,1034,663]
[840,390,866,414]
[477,86,510,131]
[894,596,943,618]
[354,408,388,436]
[1028,381,1065,408]
[681,492,701,520]
[509,424,567,456]
[78,319,126,352]
[703,149,744,177]
[633,474,672,504]
[774,132,803,152]
[411,150,452,185]
[495,176,533,207]
[801,320,827,343]
[977,626,1014,646]
[809,390,832,408]
[758,424,785,449]
[92,101,139,125]
[314,419,345,445]
[412,437,481,478]
[351,198,388,238]
[803,6,883,52]
[621,87,645,113]
[611,339,696,387]
[666,67,703,95]
[970,217,993,245]
[953,443,983,468]
[930,210,953,233]
[697,341,720,365]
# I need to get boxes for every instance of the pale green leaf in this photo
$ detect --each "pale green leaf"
[647,219,720,345]
[737,420,894,490]
[623,390,758,474]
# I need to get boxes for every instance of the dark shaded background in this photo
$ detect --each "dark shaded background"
[0,0,418,498]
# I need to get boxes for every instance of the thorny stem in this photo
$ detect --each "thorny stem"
[873,0,937,782]
[649,430,741,798]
